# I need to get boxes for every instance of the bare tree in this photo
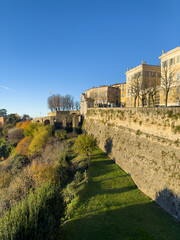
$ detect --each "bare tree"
[48,94,61,111]
[75,101,80,110]
[161,64,180,107]
[129,72,142,107]
[147,77,160,107]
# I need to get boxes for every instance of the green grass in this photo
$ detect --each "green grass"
[61,149,180,240]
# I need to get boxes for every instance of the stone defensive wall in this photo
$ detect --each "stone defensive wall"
[83,107,180,220]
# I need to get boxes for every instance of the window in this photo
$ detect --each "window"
[135,72,141,78]
[122,84,124,87]
[170,89,173,96]
[177,87,179,94]
[145,71,149,77]
[151,72,155,77]
[170,74,173,83]
[157,73,161,78]
[177,55,180,63]
[104,92,107,96]
[169,58,175,66]
[122,88,125,92]
[177,73,180,83]
[95,93,97,97]
[162,61,167,68]
[99,94,101,97]
[122,94,125,97]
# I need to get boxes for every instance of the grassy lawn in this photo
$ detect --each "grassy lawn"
[61,149,180,240]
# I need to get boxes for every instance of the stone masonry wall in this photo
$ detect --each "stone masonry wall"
[84,107,180,220]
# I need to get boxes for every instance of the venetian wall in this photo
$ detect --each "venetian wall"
[83,107,180,220]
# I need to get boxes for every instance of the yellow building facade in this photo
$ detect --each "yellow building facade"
[85,85,119,107]
[111,83,126,106]
[159,47,180,106]
[125,62,161,107]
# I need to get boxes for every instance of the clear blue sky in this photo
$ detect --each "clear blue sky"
[0,0,180,117]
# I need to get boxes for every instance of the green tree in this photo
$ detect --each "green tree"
[7,113,20,124]
[0,109,7,117]
[74,134,97,164]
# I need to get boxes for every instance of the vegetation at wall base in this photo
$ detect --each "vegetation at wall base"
[0,183,64,240]
[62,149,180,240]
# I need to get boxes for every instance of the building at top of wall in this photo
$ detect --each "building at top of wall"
[80,93,94,115]
[159,46,180,106]
[85,85,120,107]
[110,82,126,107]
[125,62,161,107]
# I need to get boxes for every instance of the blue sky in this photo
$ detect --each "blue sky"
[0,0,180,117]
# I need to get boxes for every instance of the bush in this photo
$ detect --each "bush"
[16,122,22,128]
[63,181,78,204]
[0,171,12,189]
[0,183,64,240]
[16,136,33,156]
[8,128,24,145]
[20,120,31,129]
[28,125,52,156]
[0,141,13,159]
[56,152,70,185]
[74,171,84,184]
[11,155,29,175]
[173,125,180,134]
[73,134,97,160]
[29,160,59,186]
[23,123,40,137]
[2,123,14,135]
[63,171,84,204]
[55,129,67,139]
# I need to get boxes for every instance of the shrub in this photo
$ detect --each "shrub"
[136,130,142,136]
[29,160,59,186]
[28,125,52,156]
[0,171,12,189]
[8,128,24,145]
[0,183,64,240]
[173,125,180,134]
[23,122,40,137]
[63,171,84,204]
[55,129,67,139]
[63,181,78,204]
[0,142,13,159]
[57,152,70,185]
[73,134,97,161]
[16,122,22,128]
[2,123,14,135]
[11,155,29,175]
[16,136,33,156]
[74,171,84,184]
[20,120,31,129]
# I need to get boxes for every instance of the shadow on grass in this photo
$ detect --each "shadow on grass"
[86,183,137,197]
[62,201,180,240]
[92,175,129,183]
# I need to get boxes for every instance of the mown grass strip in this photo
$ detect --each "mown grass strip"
[62,149,180,240]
